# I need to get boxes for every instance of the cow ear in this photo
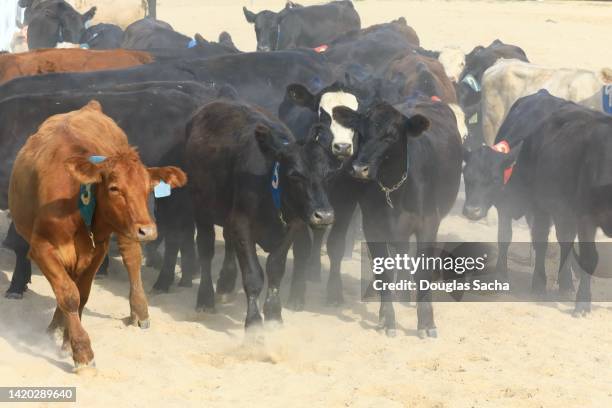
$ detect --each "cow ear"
[403,114,430,137]
[286,84,317,111]
[243,7,256,23]
[502,142,523,168]
[148,166,188,189]
[194,33,206,44]
[65,156,103,184]
[255,124,290,158]
[82,6,97,23]
[332,106,362,130]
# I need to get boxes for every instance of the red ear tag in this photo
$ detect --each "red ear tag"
[430,95,441,102]
[313,44,328,53]
[491,140,513,184]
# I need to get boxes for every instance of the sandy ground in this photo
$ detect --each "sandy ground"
[2,1,612,407]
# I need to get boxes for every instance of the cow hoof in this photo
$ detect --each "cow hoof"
[4,291,23,300]
[178,279,193,288]
[138,319,150,329]
[74,360,97,376]
[196,305,217,314]
[426,328,438,338]
[417,329,427,339]
[150,284,171,295]
[216,292,235,304]
[572,302,591,318]
[385,328,397,337]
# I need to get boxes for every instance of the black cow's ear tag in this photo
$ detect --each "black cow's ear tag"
[154,180,172,198]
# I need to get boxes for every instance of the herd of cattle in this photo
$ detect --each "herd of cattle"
[1,0,611,371]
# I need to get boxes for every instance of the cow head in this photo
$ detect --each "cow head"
[332,102,430,181]
[243,6,284,51]
[438,47,465,83]
[65,149,187,241]
[461,144,521,220]
[285,81,361,159]
[81,23,124,50]
[255,124,335,227]
[27,1,96,49]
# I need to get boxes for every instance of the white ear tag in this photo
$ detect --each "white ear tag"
[154,180,171,198]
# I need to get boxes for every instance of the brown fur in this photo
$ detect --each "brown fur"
[9,101,186,369]
[0,48,153,84]
[385,53,458,104]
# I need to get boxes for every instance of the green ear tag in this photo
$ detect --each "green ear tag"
[78,184,96,228]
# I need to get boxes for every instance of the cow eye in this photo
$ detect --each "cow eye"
[109,185,120,194]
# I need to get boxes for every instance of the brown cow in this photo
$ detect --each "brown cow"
[384,52,457,104]
[0,48,153,84]
[9,101,186,371]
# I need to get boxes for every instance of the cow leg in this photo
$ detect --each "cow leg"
[574,219,597,317]
[30,242,94,368]
[144,238,163,268]
[552,212,577,295]
[151,232,179,293]
[495,207,512,281]
[95,255,110,278]
[264,229,295,323]
[230,215,264,329]
[5,222,32,299]
[326,200,357,306]
[178,222,197,287]
[288,225,310,311]
[216,228,239,301]
[531,211,551,294]
[307,227,324,282]
[367,241,396,337]
[195,219,215,312]
[117,236,150,328]
[415,216,440,339]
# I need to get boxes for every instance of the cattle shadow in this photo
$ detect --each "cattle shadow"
[0,268,74,373]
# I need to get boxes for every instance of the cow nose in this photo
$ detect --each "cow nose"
[136,224,158,241]
[258,45,271,52]
[309,209,335,227]
[352,163,370,179]
[332,143,352,157]
[462,205,485,221]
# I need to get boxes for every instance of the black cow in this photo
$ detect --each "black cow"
[243,0,360,51]
[1,81,220,299]
[462,90,612,315]
[456,39,529,144]
[145,34,241,61]
[82,23,124,49]
[323,18,420,73]
[332,97,462,337]
[122,18,198,49]
[0,50,333,113]
[185,100,335,327]
[22,0,97,49]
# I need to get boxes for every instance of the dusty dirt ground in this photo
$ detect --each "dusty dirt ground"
[1,1,612,407]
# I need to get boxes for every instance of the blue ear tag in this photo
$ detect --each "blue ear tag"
[88,155,107,164]
[187,38,197,48]
[271,162,281,210]
[462,74,481,92]
[603,85,612,115]
[154,180,172,198]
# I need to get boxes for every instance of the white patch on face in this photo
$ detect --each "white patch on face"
[319,91,358,157]
[449,103,469,142]
[438,47,465,83]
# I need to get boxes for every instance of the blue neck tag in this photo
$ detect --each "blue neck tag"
[603,85,612,115]
[154,180,172,198]
[77,155,106,228]
[78,184,96,228]
[271,162,281,210]
[187,38,197,48]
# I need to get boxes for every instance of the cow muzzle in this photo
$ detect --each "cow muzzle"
[332,143,352,158]
[462,205,486,221]
[351,163,371,180]
[309,209,335,227]
[257,45,271,52]
[135,224,158,241]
